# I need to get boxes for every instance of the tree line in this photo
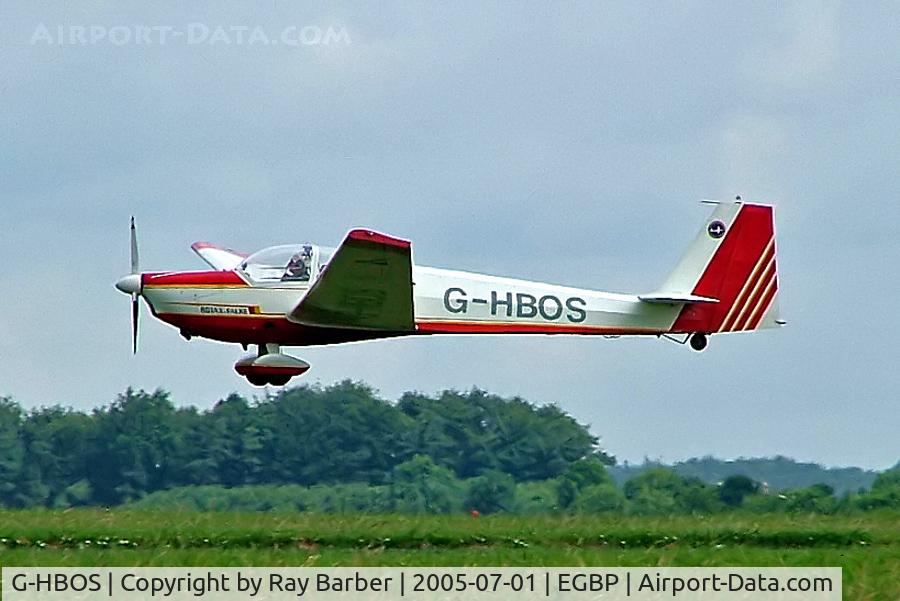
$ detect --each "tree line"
[132,459,900,515]
[1,382,896,514]
[0,382,603,508]
[610,456,879,496]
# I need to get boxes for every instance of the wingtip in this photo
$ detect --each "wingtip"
[347,228,411,249]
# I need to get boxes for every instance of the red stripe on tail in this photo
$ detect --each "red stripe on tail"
[745,275,779,331]
[670,204,775,333]
[730,259,776,331]
[719,240,774,332]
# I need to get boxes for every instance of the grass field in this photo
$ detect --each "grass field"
[0,510,897,599]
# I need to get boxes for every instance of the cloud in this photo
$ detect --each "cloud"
[742,1,840,93]
[717,113,791,202]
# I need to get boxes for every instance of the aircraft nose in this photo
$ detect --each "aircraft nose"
[115,274,142,295]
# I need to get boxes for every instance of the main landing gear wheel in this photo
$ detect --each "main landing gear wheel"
[247,374,290,386]
[689,333,708,352]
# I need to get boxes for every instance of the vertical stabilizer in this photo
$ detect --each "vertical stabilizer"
[662,202,781,333]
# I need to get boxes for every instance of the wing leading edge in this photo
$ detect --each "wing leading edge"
[287,229,415,331]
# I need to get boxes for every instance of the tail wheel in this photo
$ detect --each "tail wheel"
[689,333,708,352]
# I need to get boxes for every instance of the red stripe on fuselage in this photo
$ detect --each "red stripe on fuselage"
[157,310,659,345]
[143,270,248,288]
[415,320,659,335]
[154,312,399,345]
[670,205,774,333]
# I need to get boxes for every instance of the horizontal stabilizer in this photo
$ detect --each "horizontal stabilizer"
[639,292,719,304]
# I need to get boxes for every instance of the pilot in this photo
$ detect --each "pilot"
[283,245,312,281]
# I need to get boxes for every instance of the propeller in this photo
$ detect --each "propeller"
[129,217,140,354]
[131,290,139,354]
[115,217,143,354]
[130,216,139,274]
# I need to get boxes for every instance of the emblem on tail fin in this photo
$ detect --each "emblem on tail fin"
[707,220,726,239]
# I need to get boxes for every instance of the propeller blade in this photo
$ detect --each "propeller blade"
[130,216,139,274]
[132,294,139,354]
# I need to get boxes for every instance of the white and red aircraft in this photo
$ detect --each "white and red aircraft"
[115,201,783,386]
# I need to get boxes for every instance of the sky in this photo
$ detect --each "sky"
[1,2,898,470]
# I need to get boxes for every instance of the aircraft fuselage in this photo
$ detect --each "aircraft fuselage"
[141,264,681,347]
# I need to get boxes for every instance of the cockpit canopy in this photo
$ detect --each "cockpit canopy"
[239,244,334,283]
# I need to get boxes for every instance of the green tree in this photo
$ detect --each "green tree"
[85,389,184,504]
[23,407,94,506]
[515,480,559,513]
[0,398,24,507]
[399,391,500,478]
[390,454,463,513]
[15,417,51,507]
[623,468,715,515]
[574,483,625,513]
[677,476,722,513]
[719,475,759,507]
[856,466,900,510]
[257,382,413,485]
[783,483,837,513]
[186,394,263,487]
[465,470,516,513]
[556,456,614,509]
[872,466,900,492]
[563,456,614,488]
[399,389,599,481]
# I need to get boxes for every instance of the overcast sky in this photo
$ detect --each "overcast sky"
[2,2,898,470]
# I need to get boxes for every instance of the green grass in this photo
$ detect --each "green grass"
[0,510,897,600]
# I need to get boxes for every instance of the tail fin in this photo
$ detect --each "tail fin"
[661,202,782,334]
